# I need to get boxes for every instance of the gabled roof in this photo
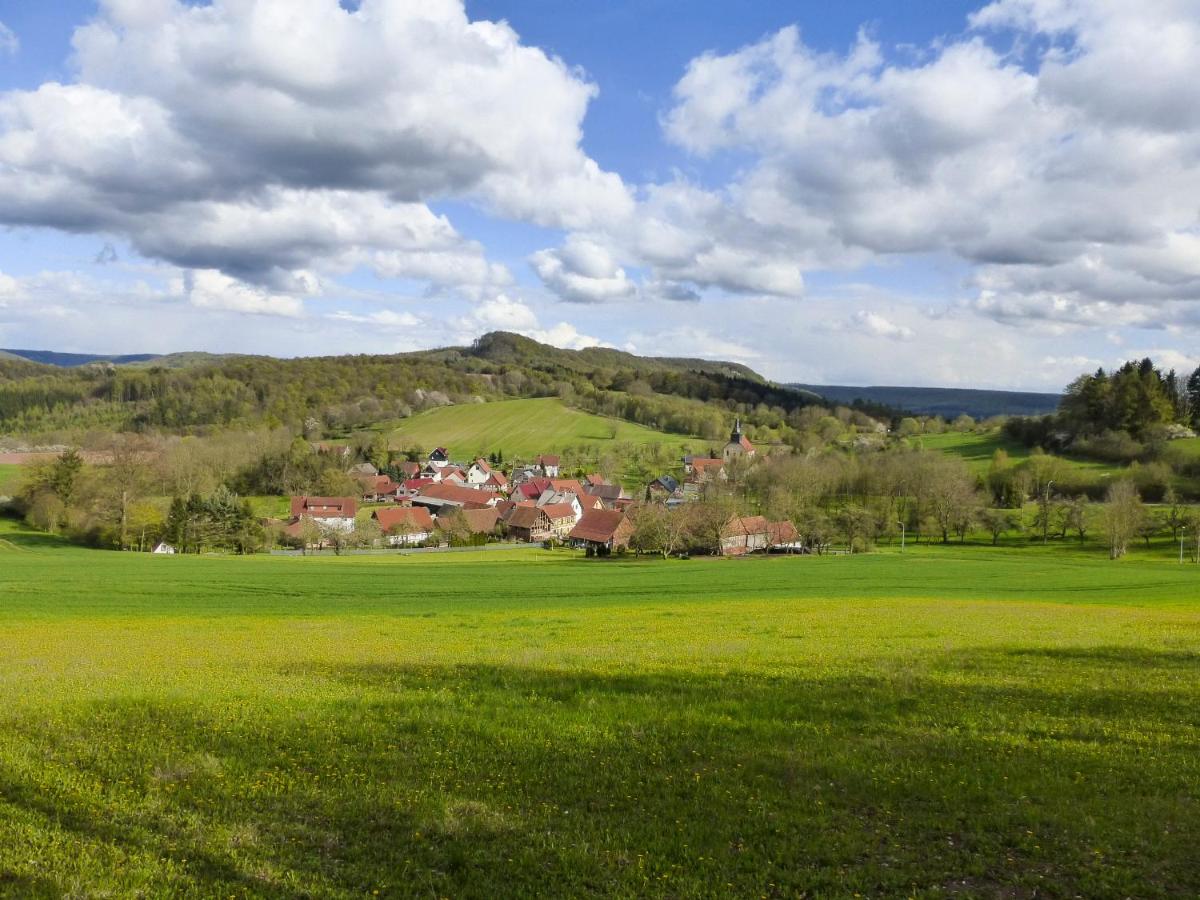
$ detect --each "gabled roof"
[767,520,798,544]
[550,478,587,498]
[690,457,725,470]
[506,505,549,529]
[722,515,770,538]
[568,509,628,543]
[541,502,576,521]
[373,506,433,533]
[471,458,492,473]
[291,496,357,518]
[486,471,508,487]
[436,507,501,534]
[536,454,561,466]
[586,483,625,501]
[650,475,679,493]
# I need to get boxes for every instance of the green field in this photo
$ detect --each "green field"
[388,398,703,460]
[916,430,1116,474]
[0,464,19,494]
[2,519,1199,897]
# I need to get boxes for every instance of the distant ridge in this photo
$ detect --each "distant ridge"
[1,349,160,367]
[794,384,1061,419]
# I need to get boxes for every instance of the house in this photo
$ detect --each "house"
[466,458,493,486]
[440,467,467,486]
[427,447,450,469]
[722,418,756,462]
[767,520,800,551]
[540,502,578,539]
[348,462,379,477]
[373,506,434,546]
[504,505,556,543]
[720,515,770,556]
[410,482,499,513]
[152,542,176,555]
[401,477,436,496]
[584,483,627,508]
[584,473,607,488]
[480,471,508,493]
[435,506,501,539]
[535,454,561,477]
[685,457,726,480]
[568,509,634,555]
[289,496,357,532]
[647,475,679,498]
[397,461,421,479]
[359,474,401,502]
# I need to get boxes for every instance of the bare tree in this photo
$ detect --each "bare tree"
[1102,481,1145,559]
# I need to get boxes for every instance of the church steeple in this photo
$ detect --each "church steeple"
[730,417,742,443]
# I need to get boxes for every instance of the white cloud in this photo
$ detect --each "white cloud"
[0,0,628,309]
[849,311,915,341]
[0,22,18,57]
[605,1,1200,326]
[530,236,637,304]
[174,270,304,317]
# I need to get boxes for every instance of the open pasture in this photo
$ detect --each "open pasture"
[386,397,703,459]
[1,521,1199,897]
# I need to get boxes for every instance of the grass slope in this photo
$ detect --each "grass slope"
[1,518,1199,897]
[388,397,703,459]
[916,430,1117,474]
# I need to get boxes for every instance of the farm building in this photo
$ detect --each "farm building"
[373,506,434,546]
[568,509,634,555]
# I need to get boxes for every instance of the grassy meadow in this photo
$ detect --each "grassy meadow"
[387,398,704,460]
[2,519,1199,897]
[0,464,20,494]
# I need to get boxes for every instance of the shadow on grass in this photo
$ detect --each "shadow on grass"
[0,516,74,551]
[2,654,1198,897]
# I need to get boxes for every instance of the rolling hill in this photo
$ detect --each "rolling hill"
[387,397,706,459]
[795,384,1061,419]
[0,348,161,367]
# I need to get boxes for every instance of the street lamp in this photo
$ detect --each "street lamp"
[897,520,906,553]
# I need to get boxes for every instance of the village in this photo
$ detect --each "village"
[267,420,798,557]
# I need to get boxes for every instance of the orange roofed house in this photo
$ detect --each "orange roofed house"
[289,496,357,533]
[372,506,434,546]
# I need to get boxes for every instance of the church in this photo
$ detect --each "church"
[722,418,756,462]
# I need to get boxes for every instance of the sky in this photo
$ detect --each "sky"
[0,0,1198,390]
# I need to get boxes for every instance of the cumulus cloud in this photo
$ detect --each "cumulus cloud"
[530,236,638,304]
[0,0,628,306]
[586,0,1200,324]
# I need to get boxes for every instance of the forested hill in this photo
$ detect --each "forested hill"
[0,331,869,441]
[794,384,1062,419]
[1,349,160,367]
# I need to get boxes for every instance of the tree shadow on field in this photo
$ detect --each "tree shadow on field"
[1,650,1199,898]
[0,517,74,551]
[1004,646,1200,669]
[0,871,61,898]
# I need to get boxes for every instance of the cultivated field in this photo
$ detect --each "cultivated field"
[1,520,1199,897]
[387,398,704,459]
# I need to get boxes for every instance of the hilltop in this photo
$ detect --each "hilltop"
[796,384,1061,419]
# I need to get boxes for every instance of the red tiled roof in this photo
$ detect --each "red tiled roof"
[541,502,576,521]
[550,478,587,498]
[290,496,357,518]
[722,515,769,538]
[691,458,725,470]
[373,506,433,533]
[536,454,560,466]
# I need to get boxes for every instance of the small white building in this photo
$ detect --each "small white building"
[152,542,176,555]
